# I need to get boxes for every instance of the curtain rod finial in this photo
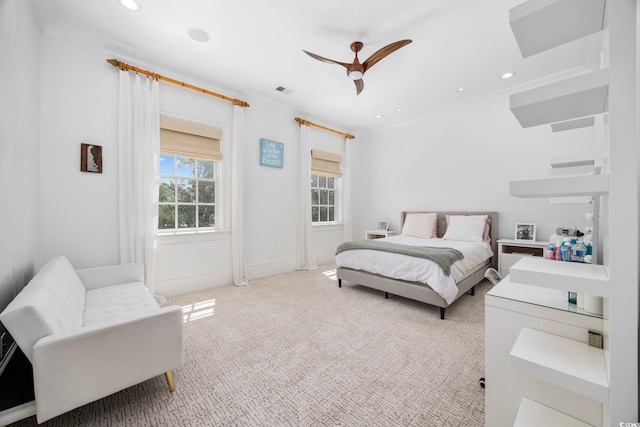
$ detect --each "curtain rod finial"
[107,59,120,67]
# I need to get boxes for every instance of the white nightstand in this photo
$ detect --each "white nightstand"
[497,239,550,278]
[364,230,397,240]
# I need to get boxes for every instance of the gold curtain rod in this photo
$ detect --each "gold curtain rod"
[294,117,355,140]
[107,59,250,108]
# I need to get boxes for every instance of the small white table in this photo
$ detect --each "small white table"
[363,230,397,240]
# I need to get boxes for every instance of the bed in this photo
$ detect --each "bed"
[336,211,499,319]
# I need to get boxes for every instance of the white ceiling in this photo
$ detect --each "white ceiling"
[31,0,601,133]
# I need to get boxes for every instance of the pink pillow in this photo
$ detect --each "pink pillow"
[445,215,491,243]
[432,219,438,238]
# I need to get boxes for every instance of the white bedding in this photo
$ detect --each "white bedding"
[335,235,494,304]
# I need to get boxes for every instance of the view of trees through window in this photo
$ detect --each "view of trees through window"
[159,155,215,230]
[311,173,336,223]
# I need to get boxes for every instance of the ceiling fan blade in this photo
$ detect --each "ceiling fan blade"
[303,50,351,69]
[354,79,364,95]
[362,39,412,72]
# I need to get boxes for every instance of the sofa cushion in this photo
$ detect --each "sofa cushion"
[0,256,86,362]
[83,282,159,326]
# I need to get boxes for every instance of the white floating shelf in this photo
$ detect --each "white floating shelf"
[550,196,593,205]
[510,327,609,403]
[510,69,609,128]
[509,0,606,58]
[551,117,595,132]
[550,155,595,168]
[514,397,594,427]
[510,173,609,198]
[509,257,609,297]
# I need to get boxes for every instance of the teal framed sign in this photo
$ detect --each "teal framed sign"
[259,138,284,168]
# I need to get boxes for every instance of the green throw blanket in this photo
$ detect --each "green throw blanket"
[335,240,464,276]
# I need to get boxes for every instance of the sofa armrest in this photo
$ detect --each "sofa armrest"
[31,305,184,423]
[76,263,144,290]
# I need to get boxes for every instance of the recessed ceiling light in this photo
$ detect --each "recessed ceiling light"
[119,0,139,11]
[500,71,516,80]
[188,28,210,43]
[457,87,465,92]
[375,114,383,119]
[396,108,402,112]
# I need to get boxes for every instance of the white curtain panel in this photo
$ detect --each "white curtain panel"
[231,105,249,286]
[296,124,317,270]
[341,138,352,242]
[117,70,160,295]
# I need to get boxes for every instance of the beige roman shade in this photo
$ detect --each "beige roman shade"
[160,115,222,161]
[311,150,342,176]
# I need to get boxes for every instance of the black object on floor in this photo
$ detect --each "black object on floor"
[0,346,34,411]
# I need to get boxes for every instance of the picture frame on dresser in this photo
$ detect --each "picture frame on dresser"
[514,223,535,241]
[376,220,389,231]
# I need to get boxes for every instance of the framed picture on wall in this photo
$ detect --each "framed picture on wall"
[515,223,536,241]
[376,220,389,231]
[80,143,103,173]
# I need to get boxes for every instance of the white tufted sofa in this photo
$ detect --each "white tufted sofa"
[0,256,184,423]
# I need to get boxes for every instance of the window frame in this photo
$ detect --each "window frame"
[158,154,218,233]
[311,172,339,225]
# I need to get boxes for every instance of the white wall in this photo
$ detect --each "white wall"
[40,37,120,269]
[0,0,41,313]
[39,36,346,297]
[351,95,594,243]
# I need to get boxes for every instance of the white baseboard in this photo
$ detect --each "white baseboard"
[0,400,36,426]
[314,251,337,266]
[156,269,233,297]
[247,257,297,280]
[157,252,337,297]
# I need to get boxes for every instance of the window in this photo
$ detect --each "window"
[310,149,342,224]
[158,115,222,232]
[311,173,336,223]
[159,156,215,230]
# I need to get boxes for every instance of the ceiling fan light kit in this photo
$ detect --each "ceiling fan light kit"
[303,39,412,95]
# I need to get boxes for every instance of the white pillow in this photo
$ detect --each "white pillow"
[442,215,488,242]
[401,213,437,239]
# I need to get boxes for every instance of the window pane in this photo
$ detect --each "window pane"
[197,160,214,179]
[319,207,328,222]
[319,175,327,188]
[312,206,319,222]
[159,178,175,203]
[319,190,328,205]
[198,205,215,227]
[177,205,196,228]
[328,190,334,205]
[158,205,175,229]
[198,181,214,203]
[176,157,195,177]
[328,176,335,189]
[160,155,175,176]
[328,207,335,222]
[311,189,319,205]
[177,179,196,203]
[311,175,318,187]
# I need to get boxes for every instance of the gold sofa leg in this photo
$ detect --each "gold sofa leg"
[165,371,175,392]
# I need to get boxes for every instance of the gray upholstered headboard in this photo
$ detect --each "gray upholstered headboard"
[400,211,499,269]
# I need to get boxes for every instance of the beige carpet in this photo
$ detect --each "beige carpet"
[13,265,489,426]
